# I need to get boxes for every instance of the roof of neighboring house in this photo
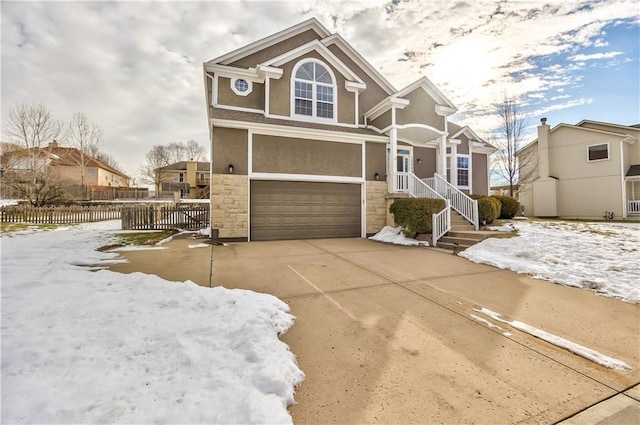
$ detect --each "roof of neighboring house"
[576,120,640,132]
[157,161,210,172]
[45,145,129,179]
[211,108,384,137]
[627,165,640,177]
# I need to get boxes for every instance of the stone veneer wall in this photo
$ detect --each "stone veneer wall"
[366,181,388,234]
[211,174,248,239]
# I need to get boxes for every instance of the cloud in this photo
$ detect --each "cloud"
[1,0,638,183]
[569,51,624,61]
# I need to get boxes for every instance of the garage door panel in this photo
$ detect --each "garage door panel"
[250,181,361,241]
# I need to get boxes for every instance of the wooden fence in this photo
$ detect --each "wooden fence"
[121,205,210,230]
[0,205,123,224]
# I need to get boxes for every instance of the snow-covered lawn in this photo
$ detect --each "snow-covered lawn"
[461,220,640,303]
[1,221,304,424]
[369,226,429,246]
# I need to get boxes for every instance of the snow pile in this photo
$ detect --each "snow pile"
[461,220,640,303]
[474,308,630,370]
[0,199,19,206]
[487,223,517,232]
[369,226,429,246]
[1,221,304,424]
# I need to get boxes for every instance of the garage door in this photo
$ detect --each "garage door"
[250,181,361,241]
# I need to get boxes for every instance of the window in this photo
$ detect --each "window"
[231,78,252,96]
[87,167,96,175]
[199,172,205,180]
[588,143,609,161]
[293,60,335,120]
[457,155,469,187]
[179,172,184,183]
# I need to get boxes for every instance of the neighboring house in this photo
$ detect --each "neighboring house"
[518,119,640,220]
[204,18,496,241]
[2,141,130,188]
[155,161,210,199]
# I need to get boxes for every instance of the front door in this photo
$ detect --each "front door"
[397,149,411,173]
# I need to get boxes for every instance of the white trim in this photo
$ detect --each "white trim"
[290,58,338,124]
[249,172,364,184]
[264,77,270,116]
[210,18,331,66]
[213,103,264,114]
[212,74,219,106]
[212,118,381,144]
[620,139,626,218]
[248,129,254,175]
[263,39,365,84]
[230,78,253,96]
[361,182,366,238]
[263,112,360,128]
[365,97,410,121]
[321,33,396,95]
[587,142,610,162]
[247,131,253,241]
[448,138,462,145]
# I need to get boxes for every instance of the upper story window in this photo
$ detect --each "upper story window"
[588,143,609,162]
[292,60,336,121]
[457,155,470,187]
[179,172,184,183]
[231,78,252,96]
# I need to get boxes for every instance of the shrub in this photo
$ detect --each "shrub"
[470,195,500,225]
[389,198,447,237]
[492,195,520,219]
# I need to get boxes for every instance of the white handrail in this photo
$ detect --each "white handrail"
[423,174,478,230]
[629,200,640,214]
[393,172,444,200]
[432,201,451,247]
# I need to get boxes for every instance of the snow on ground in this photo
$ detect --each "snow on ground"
[0,199,19,206]
[369,226,429,246]
[1,221,304,424]
[474,308,630,370]
[461,220,640,303]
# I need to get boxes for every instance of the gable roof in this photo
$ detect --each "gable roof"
[576,120,640,133]
[207,18,331,66]
[45,145,129,179]
[394,77,457,114]
[448,121,495,148]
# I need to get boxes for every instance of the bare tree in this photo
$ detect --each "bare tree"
[140,144,171,197]
[65,112,103,195]
[490,97,534,197]
[3,103,66,205]
[184,140,207,161]
[94,151,122,172]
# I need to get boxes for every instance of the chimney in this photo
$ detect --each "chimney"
[537,118,550,178]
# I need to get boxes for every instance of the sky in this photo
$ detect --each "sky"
[2,0,639,185]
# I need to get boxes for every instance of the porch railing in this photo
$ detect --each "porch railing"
[629,200,640,214]
[423,174,479,230]
[393,172,444,200]
[432,200,451,247]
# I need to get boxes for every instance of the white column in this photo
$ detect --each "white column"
[390,107,398,192]
[438,133,447,176]
[450,143,457,186]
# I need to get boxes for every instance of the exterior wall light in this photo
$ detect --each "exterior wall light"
[228,164,234,174]
[374,172,380,180]
[417,158,422,164]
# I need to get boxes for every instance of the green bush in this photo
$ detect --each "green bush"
[492,195,520,219]
[389,198,447,237]
[470,195,501,225]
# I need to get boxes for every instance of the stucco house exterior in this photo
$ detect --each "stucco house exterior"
[204,18,495,241]
[518,119,640,220]
[155,161,210,199]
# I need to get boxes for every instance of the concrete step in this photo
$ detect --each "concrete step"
[446,231,488,241]
[435,241,472,251]
[438,236,482,246]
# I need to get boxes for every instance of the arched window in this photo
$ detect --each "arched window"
[292,60,336,120]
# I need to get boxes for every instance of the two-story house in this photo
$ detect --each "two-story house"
[518,119,640,220]
[204,18,495,241]
[155,161,210,199]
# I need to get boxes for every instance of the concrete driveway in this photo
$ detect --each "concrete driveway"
[110,237,640,424]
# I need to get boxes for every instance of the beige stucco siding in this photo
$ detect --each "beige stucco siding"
[370,110,391,131]
[472,153,488,195]
[413,147,437,179]
[228,29,322,68]
[457,138,470,155]
[252,134,362,177]
[396,88,444,130]
[326,44,389,122]
[212,127,248,175]
[268,50,355,124]
[365,142,386,181]
[217,77,265,110]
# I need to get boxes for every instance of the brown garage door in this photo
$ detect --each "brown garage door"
[250,181,361,241]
